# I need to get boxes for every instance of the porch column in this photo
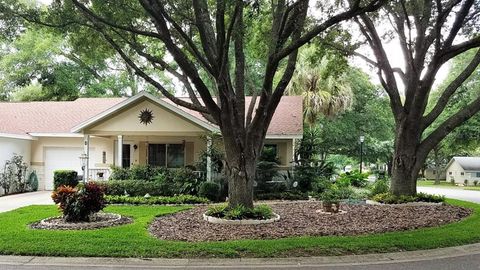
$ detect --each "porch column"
[83,135,90,183]
[206,136,212,181]
[117,135,123,168]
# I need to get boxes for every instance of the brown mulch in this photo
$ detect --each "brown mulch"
[30,212,133,230]
[149,202,472,242]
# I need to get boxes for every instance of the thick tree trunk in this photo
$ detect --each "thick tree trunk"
[225,154,256,209]
[390,119,425,196]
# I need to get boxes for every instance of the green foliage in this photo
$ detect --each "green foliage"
[53,170,78,189]
[205,204,274,220]
[51,182,106,222]
[0,154,30,194]
[94,180,166,197]
[110,165,166,181]
[336,171,369,188]
[370,179,390,197]
[105,195,209,205]
[372,192,445,204]
[255,191,309,201]
[27,171,39,192]
[109,166,130,181]
[198,182,221,202]
[255,146,280,193]
[318,185,355,203]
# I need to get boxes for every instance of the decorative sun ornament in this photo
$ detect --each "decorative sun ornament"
[139,109,154,125]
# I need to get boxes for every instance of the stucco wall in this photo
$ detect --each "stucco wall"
[0,137,32,195]
[86,100,205,135]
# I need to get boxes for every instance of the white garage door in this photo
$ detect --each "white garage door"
[44,148,83,190]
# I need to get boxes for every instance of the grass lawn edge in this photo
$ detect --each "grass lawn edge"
[0,199,478,258]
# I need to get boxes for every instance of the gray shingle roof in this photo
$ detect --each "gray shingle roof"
[452,157,480,171]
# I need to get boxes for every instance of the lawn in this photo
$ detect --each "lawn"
[417,180,480,191]
[0,200,480,258]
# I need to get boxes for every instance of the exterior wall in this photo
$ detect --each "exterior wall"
[424,168,446,180]
[86,100,205,136]
[264,139,295,168]
[0,137,32,195]
[446,160,468,183]
[31,136,113,190]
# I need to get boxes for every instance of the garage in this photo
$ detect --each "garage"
[44,147,84,190]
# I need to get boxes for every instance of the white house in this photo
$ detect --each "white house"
[445,157,480,184]
[0,92,303,191]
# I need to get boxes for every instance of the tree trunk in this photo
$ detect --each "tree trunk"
[390,120,424,196]
[225,154,256,209]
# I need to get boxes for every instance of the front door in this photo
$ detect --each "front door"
[122,144,131,168]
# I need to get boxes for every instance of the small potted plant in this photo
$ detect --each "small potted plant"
[319,189,341,213]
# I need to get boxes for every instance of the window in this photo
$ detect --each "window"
[449,172,452,175]
[476,172,480,178]
[148,144,184,168]
[102,151,107,164]
[461,172,465,176]
[264,144,278,157]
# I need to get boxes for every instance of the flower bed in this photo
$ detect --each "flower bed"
[30,212,132,230]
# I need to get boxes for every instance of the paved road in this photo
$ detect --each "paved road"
[418,186,480,203]
[0,191,52,213]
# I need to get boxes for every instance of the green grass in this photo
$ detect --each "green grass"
[1,200,480,258]
[417,180,480,190]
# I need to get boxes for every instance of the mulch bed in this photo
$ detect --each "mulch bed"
[30,212,133,230]
[149,202,472,242]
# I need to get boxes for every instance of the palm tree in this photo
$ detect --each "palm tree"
[287,54,353,126]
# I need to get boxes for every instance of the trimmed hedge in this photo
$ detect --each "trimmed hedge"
[105,195,209,205]
[91,180,169,197]
[53,170,78,189]
[372,192,445,204]
[255,191,309,201]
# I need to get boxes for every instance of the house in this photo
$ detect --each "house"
[445,157,480,184]
[0,92,302,191]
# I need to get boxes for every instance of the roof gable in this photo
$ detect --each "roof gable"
[448,157,480,171]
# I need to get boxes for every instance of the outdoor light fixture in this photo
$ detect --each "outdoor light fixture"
[79,153,89,183]
[359,136,365,173]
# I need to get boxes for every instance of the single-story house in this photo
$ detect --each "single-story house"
[0,92,302,191]
[445,157,480,184]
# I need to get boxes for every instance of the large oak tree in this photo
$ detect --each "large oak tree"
[13,0,384,208]
[352,0,480,195]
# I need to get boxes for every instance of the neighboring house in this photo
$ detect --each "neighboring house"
[445,157,480,184]
[424,168,446,180]
[0,92,302,190]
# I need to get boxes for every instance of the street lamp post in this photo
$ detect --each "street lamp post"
[359,135,365,174]
[79,153,89,184]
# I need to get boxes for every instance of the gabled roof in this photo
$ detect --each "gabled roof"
[0,92,303,138]
[447,157,480,171]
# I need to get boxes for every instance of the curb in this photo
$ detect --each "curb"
[1,242,480,268]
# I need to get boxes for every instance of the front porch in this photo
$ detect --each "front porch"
[83,134,211,181]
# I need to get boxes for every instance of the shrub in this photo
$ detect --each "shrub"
[51,182,106,222]
[450,178,455,185]
[311,177,332,193]
[27,171,39,191]
[169,168,203,195]
[255,191,309,200]
[0,154,29,194]
[129,164,164,181]
[95,180,166,196]
[318,185,355,203]
[336,171,369,188]
[198,182,220,202]
[372,192,445,204]
[255,147,280,193]
[464,179,469,186]
[105,195,209,205]
[205,204,274,220]
[53,170,78,189]
[474,180,478,186]
[370,179,389,197]
[109,166,129,180]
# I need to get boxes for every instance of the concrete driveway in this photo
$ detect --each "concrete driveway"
[418,187,480,203]
[0,191,53,213]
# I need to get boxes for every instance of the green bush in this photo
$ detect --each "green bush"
[318,185,355,203]
[198,182,221,202]
[95,180,166,196]
[53,170,78,189]
[311,177,332,193]
[109,166,130,180]
[255,191,309,200]
[372,192,445,204]
[105,195,209,205]
[27,171,39,191]
[370,179,389,197]
[205,204,274,220]
[336,171,369,188]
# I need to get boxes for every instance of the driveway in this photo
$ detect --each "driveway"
[0,191,53,213]
[418,187,480,203]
